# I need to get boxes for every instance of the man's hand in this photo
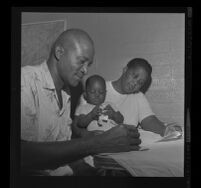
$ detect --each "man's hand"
[81,129,104,138]
[94,124,141,154]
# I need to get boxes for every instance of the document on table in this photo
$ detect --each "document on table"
[139,128,183,145]
[96,129,184,177]
[156,130,183,142]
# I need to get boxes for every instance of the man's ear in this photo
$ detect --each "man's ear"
[122,66,128,74]
[55,46,65,60]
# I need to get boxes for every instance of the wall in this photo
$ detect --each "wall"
[21,20,65,67]
[22,12,185,125]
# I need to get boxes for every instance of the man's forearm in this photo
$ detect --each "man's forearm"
[21,136,100,170]
[21,125,142,171]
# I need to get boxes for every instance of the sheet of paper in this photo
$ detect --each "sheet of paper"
[156,131,182,142]
[96,129,183,156]
[95,129,184,177]
[109,138,184,177]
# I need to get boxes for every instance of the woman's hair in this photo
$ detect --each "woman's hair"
[126,58,152,76]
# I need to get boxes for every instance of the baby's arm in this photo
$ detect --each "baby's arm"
[112,111,124,124]
[77,113,94,129]
[77,105,101,128]
[72,114,104,138]
[71,116,93,138]
[103,104,124,124]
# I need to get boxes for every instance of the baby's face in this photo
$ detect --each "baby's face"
[86,81,106,105]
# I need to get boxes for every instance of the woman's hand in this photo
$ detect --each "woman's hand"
[163,122,183,137]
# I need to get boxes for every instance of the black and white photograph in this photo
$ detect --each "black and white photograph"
[11,7,191,187]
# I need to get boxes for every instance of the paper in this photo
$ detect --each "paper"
[94,129,184,176]
[107,138,184,177]
[95,129,183,157]
[95,146,150,157]
[156,131,183,142]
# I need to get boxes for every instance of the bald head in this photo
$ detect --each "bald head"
[51,28,94,56]
[48,29,95,89]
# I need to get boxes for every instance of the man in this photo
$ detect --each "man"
[21,29,141,176]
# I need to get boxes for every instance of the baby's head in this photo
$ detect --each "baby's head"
[85,75,106,105]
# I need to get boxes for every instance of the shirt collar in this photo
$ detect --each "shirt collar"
[41,61,71,102]
[41,61,56,90]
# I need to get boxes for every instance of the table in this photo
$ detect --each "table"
[94,154,132,176]
[94,137,184,177]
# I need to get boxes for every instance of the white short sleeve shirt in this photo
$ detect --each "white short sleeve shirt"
[105,81,155,126]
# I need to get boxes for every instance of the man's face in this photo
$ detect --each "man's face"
[58,41,94,87]
[86,81,106,105]
[121,66,149,94]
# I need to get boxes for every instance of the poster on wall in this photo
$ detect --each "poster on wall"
[21,20,66,67]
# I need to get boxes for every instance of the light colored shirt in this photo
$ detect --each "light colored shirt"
[21,61,73,175]
[105,81,155,126]
[21,61,72,141]
[79,81,155,127]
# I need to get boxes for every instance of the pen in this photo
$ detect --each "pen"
[136,124,141,129]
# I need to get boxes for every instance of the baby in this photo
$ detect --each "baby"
[75,74,124,132]
[75,75,124,167]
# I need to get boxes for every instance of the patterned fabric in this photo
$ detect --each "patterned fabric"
[21,61,72,142]
[21,61,74,176]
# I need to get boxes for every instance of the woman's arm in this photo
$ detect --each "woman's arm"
[140,115,166,136]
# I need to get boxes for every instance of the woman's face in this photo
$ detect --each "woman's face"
[86,81,106,105]
[121,66,149,94]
